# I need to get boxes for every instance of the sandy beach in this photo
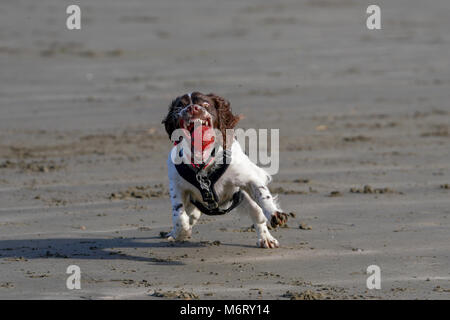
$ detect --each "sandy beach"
[0,0,449,299]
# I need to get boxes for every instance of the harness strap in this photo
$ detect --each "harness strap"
[190,190,244,216]
[174,149,243,216]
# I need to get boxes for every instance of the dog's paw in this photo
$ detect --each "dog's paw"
[270,211,289,228]
[162,230,175,241]
[165,228,191,242]
[160,231,175,241]
[257,236,279,249]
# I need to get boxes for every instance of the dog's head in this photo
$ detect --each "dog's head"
[162,92,242,149]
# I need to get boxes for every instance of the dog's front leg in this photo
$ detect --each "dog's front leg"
[166,185,191,241]
[246,181,289,229]
[242,191,280,248]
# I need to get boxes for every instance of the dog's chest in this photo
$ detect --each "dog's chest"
[182,172,238,206]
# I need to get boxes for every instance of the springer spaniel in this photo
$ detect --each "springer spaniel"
[162,92,288,248]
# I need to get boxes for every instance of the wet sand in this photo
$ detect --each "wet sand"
[0,0,449,299]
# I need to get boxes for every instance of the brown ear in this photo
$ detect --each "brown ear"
[207,93,243,149]
[162,97,182,139]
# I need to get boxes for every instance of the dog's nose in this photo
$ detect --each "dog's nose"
[188,104,201,115]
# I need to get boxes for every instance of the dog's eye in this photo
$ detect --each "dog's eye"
[202,102,210,108]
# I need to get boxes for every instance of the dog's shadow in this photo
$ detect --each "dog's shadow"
[0,236,213,265]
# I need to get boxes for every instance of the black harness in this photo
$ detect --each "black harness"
[175,149,243,216]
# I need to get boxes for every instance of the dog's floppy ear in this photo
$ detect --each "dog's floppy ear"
[162,97,182,139]
[207,93,243,149]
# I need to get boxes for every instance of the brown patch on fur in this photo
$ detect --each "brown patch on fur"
[270,211,289,228]
[206,93,243,149]
[162,96,185,139]
[162,92,243,149]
